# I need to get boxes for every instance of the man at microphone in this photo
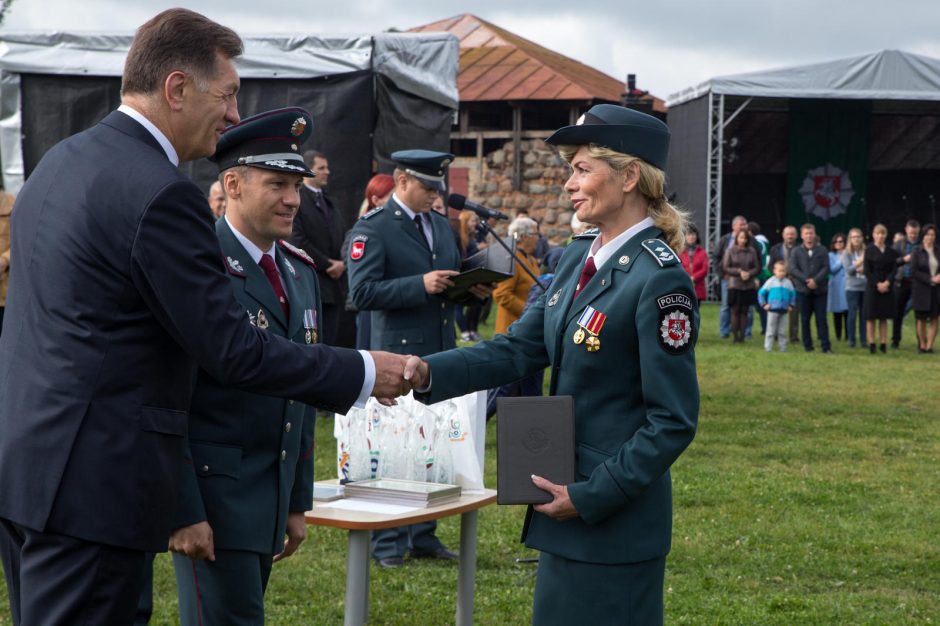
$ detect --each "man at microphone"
[347,150,490,568]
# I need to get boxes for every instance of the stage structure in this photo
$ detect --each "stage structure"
[666,50,940,298]
[0,31,458,231]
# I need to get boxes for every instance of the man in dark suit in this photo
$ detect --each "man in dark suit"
[892,219,920,348]
[789,223,832,352]
[347,150,468,568]
[769,225,801,343]
[290,150,348,346]
[170,108,323,625]
[0,10,410,625]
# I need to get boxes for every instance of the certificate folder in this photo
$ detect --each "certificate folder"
[496,396,575,505]
[445,238,515,302]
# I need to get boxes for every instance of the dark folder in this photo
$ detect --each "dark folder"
[445,238,515,303]
[496,396,575,505]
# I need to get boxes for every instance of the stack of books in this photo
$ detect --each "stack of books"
[343,478,461,507]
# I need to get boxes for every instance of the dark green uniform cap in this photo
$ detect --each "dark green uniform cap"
[546,104,670,170]
[212,107,315,176]
[391,149,454,191]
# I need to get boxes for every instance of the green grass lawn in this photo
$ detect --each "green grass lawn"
[2,304,938,625]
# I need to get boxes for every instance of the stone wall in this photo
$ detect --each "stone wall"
[466,139,575,245]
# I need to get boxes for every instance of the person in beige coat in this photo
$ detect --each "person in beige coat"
[0,191,13,334]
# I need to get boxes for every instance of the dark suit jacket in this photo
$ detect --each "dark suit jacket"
[346,197,461,357]
[421,226,699,565]
[789,244,830,293]
[911,246,939,312]
[290,186,347,306]
[0,110,364,552]
[175,221,318,554]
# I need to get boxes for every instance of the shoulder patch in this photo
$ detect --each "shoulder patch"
[277,240,317,269]
[349,234,368,261]
[641,239,680,267]
[361,206,384,220]
[573,227,599,240]
[223,254,246,277]
[656,291,695,355]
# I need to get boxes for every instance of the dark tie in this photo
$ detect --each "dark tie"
[313,191,330,222]
[574,256,597,300]
[413,214,430,248]
[258,254,290,320]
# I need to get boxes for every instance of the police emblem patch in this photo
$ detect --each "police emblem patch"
[656,292,694,355]
[350,235,368,261]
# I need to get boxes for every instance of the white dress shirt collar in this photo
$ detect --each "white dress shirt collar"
[589,216,655,271]
[224,216,277,266]
[117,104,179,166]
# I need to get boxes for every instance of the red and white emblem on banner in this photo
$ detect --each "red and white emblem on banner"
[799,163,854,221]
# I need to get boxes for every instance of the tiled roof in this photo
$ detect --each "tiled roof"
[410,14,665,111]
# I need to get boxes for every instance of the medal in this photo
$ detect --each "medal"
[303,309,318,344]
[573,328,585,344]
[575,305,607,353]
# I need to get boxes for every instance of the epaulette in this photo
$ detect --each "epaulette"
[360,206,384,220]
[278,240,317,269]
[641,239,680,267]
[573,227,599,240]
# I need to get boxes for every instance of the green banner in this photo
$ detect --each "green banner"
[785,99,871,245]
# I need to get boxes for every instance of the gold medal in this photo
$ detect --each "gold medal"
[585,335,601,352]
[311,329,318,344]
[573,328,585,344]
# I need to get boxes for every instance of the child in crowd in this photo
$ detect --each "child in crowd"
[758,260,797,352]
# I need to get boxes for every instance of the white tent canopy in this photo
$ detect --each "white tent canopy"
[668,49,940,107]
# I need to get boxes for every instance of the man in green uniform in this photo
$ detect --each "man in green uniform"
[170,107,326,625]
[346,149,462,568]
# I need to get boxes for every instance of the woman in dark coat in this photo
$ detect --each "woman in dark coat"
[864,223,901,353]
[721,229,759,343]
[912,223,940,353]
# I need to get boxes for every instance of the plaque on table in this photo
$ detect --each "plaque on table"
[496,396,575,504]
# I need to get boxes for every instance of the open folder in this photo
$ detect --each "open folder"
[445,238,516,302]
[495,396,575,505]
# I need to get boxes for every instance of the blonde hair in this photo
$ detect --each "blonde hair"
[846,227,865,254]
[557,143,689,251]
[873,223,887,237]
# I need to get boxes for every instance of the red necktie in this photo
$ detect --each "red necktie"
[574,256,597,300]
[258,254,290,320]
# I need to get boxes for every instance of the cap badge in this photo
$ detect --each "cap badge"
[290,117,306,136]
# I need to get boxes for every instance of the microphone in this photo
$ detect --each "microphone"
[448,194,510,221]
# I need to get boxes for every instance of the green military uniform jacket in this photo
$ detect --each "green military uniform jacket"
[174,219,318,555]
[347,196,461,356]
[422,225,699,565]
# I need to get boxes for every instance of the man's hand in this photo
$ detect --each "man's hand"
[423,270,459,294]
[169,521,215,561]
[403,355,430,391]
[273,512,307,563]
[369,351,411,403]
[762,304,770,311]
[326,258,345,280]
[806,278,817,290]
[531,475,578,521]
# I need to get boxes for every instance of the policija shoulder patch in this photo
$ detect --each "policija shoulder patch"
[656,291,695,355]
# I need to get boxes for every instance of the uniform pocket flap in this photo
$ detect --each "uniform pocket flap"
[190,442,242,479]
[139,406,187,436]
[576,443,612,479]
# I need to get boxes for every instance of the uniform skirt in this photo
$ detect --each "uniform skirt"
[532,552,666,626]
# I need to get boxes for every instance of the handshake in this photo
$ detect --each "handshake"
[368,352,431,405]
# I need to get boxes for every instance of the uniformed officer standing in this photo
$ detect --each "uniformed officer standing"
[404,105,699,625]
[347,150,462,567]
[169,107,325,625]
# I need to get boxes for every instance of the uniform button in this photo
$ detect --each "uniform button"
[441,303,446,309]
[280,450,287,461]
[201,465,209,473]
[288,400,295,406]
[443,319,447,325]
[285,422,292,432]
[401,339,407,344]
[432,254,437,260]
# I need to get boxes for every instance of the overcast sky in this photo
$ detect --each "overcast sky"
[4,0,939,100]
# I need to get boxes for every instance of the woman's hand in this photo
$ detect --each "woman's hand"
[740,270,750,281]
[878,280,890,293]
[531,475,579,521]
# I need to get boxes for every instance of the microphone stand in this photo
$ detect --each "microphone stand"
[476,219,547,294]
